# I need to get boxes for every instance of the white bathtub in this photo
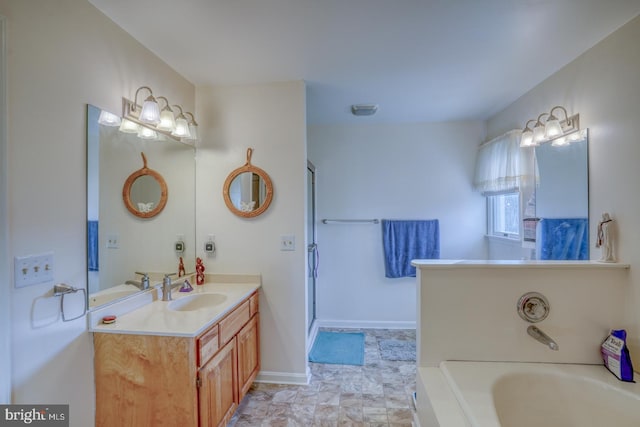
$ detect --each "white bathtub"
[417,361,640,427]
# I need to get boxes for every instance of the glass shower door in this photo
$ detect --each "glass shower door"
[306,161,317,333]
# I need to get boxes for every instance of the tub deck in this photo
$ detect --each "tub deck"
[418,361,640,427]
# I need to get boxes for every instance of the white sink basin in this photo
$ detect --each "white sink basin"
[168,293,228,312]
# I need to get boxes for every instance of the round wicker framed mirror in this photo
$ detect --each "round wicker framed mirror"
[223,148,273,218]
[122,152,168,219]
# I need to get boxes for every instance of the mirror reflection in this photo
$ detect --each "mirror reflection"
[132,176,161,210]
[122,152,168,219]
[87,104,196,308]
[533,130,589,260]
[229,172,268,212]
[223,148,274,218]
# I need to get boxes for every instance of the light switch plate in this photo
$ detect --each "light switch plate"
[14,252,55,288]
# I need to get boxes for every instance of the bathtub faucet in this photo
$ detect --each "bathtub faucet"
[527,325,559,351]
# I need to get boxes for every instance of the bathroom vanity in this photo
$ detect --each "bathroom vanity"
[91,277,260,427]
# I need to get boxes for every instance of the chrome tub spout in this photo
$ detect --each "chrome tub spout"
[527,325,559,351]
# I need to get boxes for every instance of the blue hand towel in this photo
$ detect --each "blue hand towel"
[539,218,588,260]
[87,220,99,271]
[382,219,440,278]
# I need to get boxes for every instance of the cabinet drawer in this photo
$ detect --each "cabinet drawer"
[198,324,219,367]
[219,300,250,345]
[249,293,259,317]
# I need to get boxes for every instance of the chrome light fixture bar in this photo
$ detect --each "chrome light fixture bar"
[121,87,198,144]
[520,105,579,147]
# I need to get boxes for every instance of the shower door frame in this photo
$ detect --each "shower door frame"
[0,14,11,403]
[306,160,317,334]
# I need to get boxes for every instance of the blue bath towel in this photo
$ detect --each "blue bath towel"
[382,219,440,278]
[87,220,99,271]
[538,218,588,260]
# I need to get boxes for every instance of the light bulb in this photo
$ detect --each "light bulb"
[139,95,160,125]
[520,129,534,147]
[98,110,121,126]
[544,116,562,139]
[551,136,568,146]
[185,123,198,142]
[137,126,158,140]
[157,109,176,132]
[532,123,546,144]
[171,117,191,138]
[119,118,139,134]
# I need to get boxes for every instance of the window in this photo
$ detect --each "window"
[487,192,520,239]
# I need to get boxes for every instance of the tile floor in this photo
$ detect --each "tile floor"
[229,328,416,427]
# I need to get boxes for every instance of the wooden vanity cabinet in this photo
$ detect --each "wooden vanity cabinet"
[237,314,260,401]
[94,291,259,427]
[198,337,237,427]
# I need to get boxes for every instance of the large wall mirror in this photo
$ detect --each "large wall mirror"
[87,104,196,308]
[533,130,589,259]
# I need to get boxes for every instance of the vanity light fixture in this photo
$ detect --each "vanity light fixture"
[170,105,191,138]
[184,112,198,143]
[551,128,587,147]
[520,105,580,147]
[118,117,139,134]
[98,110,122,127]
[133,86,160,125]
[120,86,198,144]
[137,125,158,140]
[156,96,176,132]
[532,113,549,144]
[520,120,536,147]
[351,104,378,116]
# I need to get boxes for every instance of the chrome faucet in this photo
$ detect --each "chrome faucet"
[137,272,150,290]
[162,273,176,301]
[125,272,150,290]
[527,325,559,351]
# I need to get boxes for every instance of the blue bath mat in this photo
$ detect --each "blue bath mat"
[309,331,365,366]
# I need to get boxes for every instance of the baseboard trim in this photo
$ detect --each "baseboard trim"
[306,319,319,353]
[315,319,416,330]
[255,370,311,385]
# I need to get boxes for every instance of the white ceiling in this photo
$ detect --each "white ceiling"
[89,0,640,124]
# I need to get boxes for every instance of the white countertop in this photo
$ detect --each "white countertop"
[412,259,630,269]
[89,276,261,337]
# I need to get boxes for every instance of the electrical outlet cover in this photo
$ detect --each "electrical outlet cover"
[280,235,296,251]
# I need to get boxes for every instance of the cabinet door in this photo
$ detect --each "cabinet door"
[237,314,260,401]
[198,338,238,427]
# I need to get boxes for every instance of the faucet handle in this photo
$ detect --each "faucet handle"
[517,292,550,323]
[135,271,149,278]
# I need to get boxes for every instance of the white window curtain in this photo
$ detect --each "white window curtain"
[473,130,536,193]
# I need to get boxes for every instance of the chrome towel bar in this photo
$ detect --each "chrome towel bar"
[321,219,379,224]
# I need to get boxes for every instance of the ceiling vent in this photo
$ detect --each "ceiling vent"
[351,104,378,116]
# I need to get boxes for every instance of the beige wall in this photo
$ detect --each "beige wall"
[195,81,308,383]
[0,0,194,424]
[486,14,640,365]
[307,121,487,328]
[416,263,630,367]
